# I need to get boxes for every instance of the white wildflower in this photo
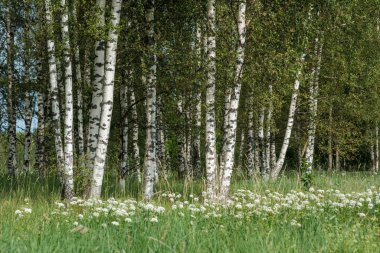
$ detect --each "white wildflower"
[56,202,65,208]
[111,221,120,226]
[150,217,158,223]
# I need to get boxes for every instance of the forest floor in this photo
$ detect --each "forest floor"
[1,172,380,252]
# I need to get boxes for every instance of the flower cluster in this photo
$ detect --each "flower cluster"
[15,207,32,218]
[15,186,380,229]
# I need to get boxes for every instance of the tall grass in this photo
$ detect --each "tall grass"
[0,172,380,252]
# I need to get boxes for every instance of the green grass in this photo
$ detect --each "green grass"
[1,172,380,252]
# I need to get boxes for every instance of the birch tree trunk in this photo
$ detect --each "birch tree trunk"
[60,0,75,199]
[220,87,232,177]
[119,77,129,192]
[143,0,158,200]
[305,36,323,174]
[247,110,255,177]
[193,23,202,179]
[328,105,333,172]
[130,86,141,182]
[23,93,32,174]
[185,104,192,178]
[371,135,376,172]
[56,59,65,121]
[336,147,340,171]
[177,97,187,177]
[265,84,273,176]
[23,21,32,174]
[271,54,305,179]
[90,0,122,198]
[75,49,85,167]
[258,107,266,178]
[87,0,106,167]
[73,0,85,167]
[156,96,165,172]
[237,131,245,170]
[45,0,65,187]
[205,0,217,198]
[36,92,46,175]
[194,90,202,179]
[220,0,246,197]
[376,123,379,173]
[6,3,17,177]
[270,136,277,171]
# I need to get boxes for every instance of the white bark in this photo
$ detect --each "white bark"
[185,103,192,178]
[73,1,85,167]
[265,84,273,176]
[193,24,202,179]
[305,36,323,173]
[270,136,277,171]
[143,0,157,200]
[6,3,17,177]
[177,97,187,177]
[247,110,255,177]
[75,50,85,167]
[61,0,75,199]
[156,96,165,171]
[36,92,46,175]
[87,0,106,167]
[237,131,245,170]
[271,54,305,179]
[205,0,217,198]
[220,87,232,177]
[23,92,32,174]
[23,26,32,174]
[130,86,141,182]
[328,105,333,172]
[45,0,65,184]
[90,0,122,198]
[119,78,129,190]
[220,0,246,197]
[258,107,266,179]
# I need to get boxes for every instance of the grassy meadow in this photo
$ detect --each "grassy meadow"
[1,172,380,252]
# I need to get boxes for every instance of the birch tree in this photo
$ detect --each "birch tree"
[143,0,158,200]
[270,54,305,179]
[45,0,67,196]
[87,0,106,167]
[264,84,274,177]
[247,109,256,177]
[119,74,129,191]
[205,0,217,198]
[193,23,203,179]
[23,16,33,174]
[90,0,122,198]
[36,92,46,175]
[130,85,141,182]
[220,0,246,198]
[73,2,85,167]
[60,0,75,199]
[305,35,323,173]
[6,1,17,177]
